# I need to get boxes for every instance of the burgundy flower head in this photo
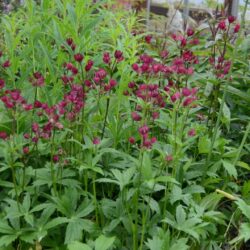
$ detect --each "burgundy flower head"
[53,155,59,163]
[138,125,149,136]
[103,52,111,64]
[0,131,8,140]
[23,146,29,154]
[0,79,5,89]
[114,50,124,62]
[188,128,196,137]
[131,112,141,121]
[228,16,236,23]
[74,53,84,63]
[187,28,194,36]
[234,23,240,33]
[145,35,152,44]
[129,137,135,144]
[2,60,11,68]
[85,60,94,71]
[218,20,226,30]
[93,137,100,145]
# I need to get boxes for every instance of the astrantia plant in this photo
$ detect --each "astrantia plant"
[0,0,250,249]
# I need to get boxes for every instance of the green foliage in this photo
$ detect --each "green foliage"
[0,0,249,249]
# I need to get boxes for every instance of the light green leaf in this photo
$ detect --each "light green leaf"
[198,136,211,154]
[236,161,250,171]
[222,160,237,178]
[221,102,231,129]
[0,235,18,247]
[68,241,92,250]
[183,185,205,194]
[155,176,178,184]
[146,236,163,250]
[95,235,116,250]
[170,238,189,250]
[176,205,186,225]
[44,217,68,230]
[141,152,152,180]
[236,199,250,220]
[65,221,83,244]
[239,223,250,242]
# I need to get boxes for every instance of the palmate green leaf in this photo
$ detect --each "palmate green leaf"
[94,235,116,250]
[198,136,211,154]
[155,176,178,185]
[170,238,189,250]
[96,148,138,165]
[65,220,83,244]
[96,178,119,186]
[200,192,223,210]
[222,160,237,178]
[238,223,250,242]
[221,102,231,130]
[44,217,68,230]
[163,207,203,241]
[68,241,92,250]
[0,180,14,188]
[20,231,42,244]
[236,161,250,171]
[80,165,104,175]
[170,185,183,204]
[226,86,250,103]
[65,219,97,244]
[236,199,250,220]
[176,205,186,225]
[103,219,120,234]
[76,200,94,218]
[0,235,18,247]
[0,222,15,234]
[183,185,205,194]
[111,167,135,191]
[146,235,164,250]
[22,193,31,212]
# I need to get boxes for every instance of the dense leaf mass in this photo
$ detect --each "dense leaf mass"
[0,1,249,249]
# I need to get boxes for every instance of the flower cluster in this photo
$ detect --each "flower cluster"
[170,87,198,107]
[138,125,157,149]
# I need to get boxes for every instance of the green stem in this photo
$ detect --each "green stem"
[133,150,144,250]
[233,122,250,167]
[92,173,99,226]
[204,81,227,179]
[80,64,85,141]
[11,165,20,211]
[172,104,178,155]
[139,162,165,250]
[101,97,110,139]
[241,0,249,30]
[50,129,57,194]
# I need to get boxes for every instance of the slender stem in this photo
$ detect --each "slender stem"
[162,183,169,231]
[241,0,249,30]
[11,166,20,211]
[204,80,227,177]
[139,162,165,250]
[50,129,57,194]
[92,173,99,226]
[101,97,110,139]
[233,122,250,167]
[172,104,178,154]
[133,150,144,250]
[80,64,85,136]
